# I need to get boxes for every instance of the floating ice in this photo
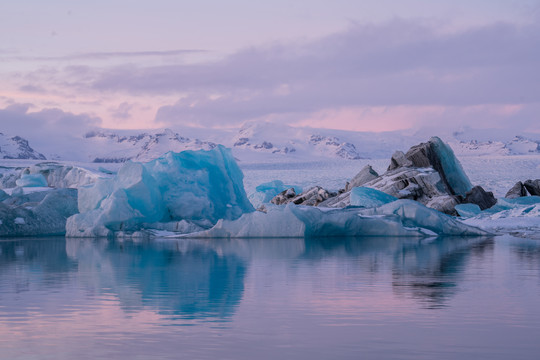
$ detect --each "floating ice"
[66,146,254,237]
[189,200,488,238]
[349,187,397,208]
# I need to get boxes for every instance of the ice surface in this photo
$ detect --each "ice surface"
[66,146,254,237]
[455,203,481,218]
[349,187,397,208]
[15,174,48,187]
[430,137,473,196]
[189,200,488,238]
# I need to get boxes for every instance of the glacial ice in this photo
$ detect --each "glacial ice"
[463,196,540,237]
[66,146,254,237]
[15,174,48,187]
[189,200,488,238]
[454,203,481,218]
[18,162,101,189]
[349,187,397,208]
[430,136,473,196]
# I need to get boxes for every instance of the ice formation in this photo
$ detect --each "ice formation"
[0,188,78,237]
[15,174,48,187]
[349,187,397,208]
[189,200,488,238]
[66,146,254,237]
[463,196,540,238]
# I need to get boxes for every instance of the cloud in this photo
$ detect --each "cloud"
[0,104,101,156]
[78,19,540,130]
[1,49,206,62]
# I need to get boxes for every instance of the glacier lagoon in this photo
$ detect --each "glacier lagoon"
[1,235,540,359]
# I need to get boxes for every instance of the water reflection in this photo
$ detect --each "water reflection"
[65,238,247,320]
[0,236,500,321]
[2,235,540,360]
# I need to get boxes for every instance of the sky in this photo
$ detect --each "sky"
[1,0,539,137]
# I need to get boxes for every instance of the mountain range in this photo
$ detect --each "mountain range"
[1,123,540,163]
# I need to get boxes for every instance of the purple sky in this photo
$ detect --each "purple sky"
[1,0,539,136]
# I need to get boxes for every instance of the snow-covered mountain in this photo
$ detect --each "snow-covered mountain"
[449,136,540,156]
[230,122,366,160]
[2,123,540,163]
[0,133,46,160]
[83,129,217,162]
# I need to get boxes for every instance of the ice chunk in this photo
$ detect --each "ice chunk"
[0,188,78,237]
[455,203,481,218]
[189,200,488,238]
[462,197,540,237]
[15,174,48,187]
[349,187,397,208]
[360,200,489,236]
[67,146,254,237]
[430,136,472,196]
[18,162,101,189]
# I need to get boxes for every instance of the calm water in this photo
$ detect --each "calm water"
[1,235,540,359]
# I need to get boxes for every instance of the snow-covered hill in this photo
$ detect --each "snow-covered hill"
[0,133,46,160]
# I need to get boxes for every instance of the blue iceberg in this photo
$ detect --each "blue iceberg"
[66,146,254,237]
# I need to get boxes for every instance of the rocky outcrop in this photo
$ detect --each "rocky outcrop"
[387,137,472,197]
[524,179,540,196]
[463,186,497,210]
[345,165,379,192]
[271,186,335,206]
[505,181,528,198]
[270,136,493,216]
[271,188,297,205]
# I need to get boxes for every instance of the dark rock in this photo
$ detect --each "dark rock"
[345,165,379,191]
[271,186,335,206]
[387,151,413,171]
[270,188,297,205]
[524,179,540,196]
[387,137,472,197]
[505,181,528,198]
[463,186,497,210]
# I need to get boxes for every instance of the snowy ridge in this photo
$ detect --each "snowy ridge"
[84,128,217,163]
[0,133,46,160]
[449,136,540,157]
[3,123,540,163]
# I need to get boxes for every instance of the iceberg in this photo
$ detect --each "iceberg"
[188,200,488,238]
[66,146,254,237]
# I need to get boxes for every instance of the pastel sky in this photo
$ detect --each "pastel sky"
[1,0,539,135]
